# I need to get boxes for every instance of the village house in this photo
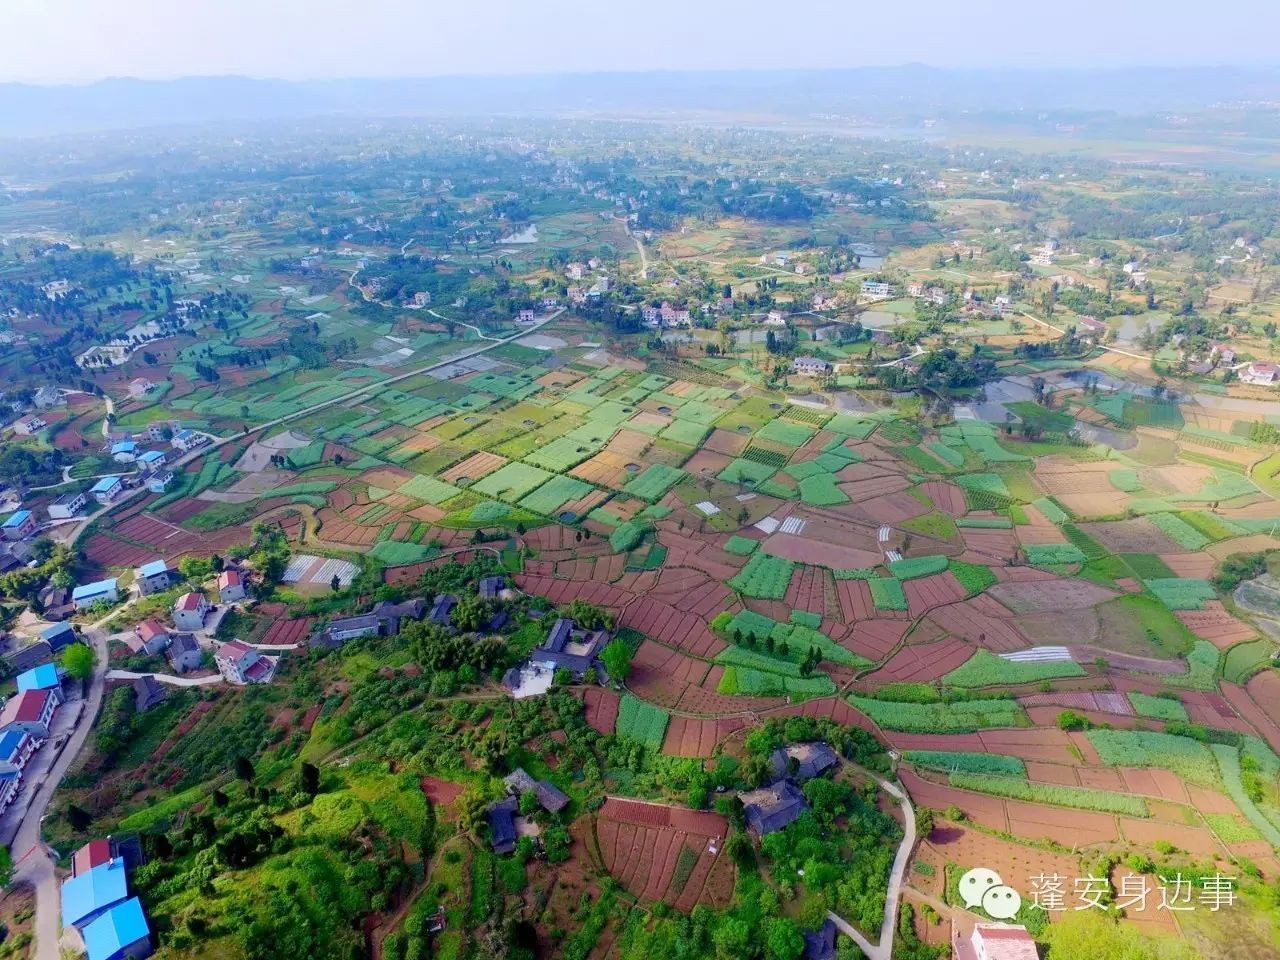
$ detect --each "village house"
[311,597,428,649]
[135,560,175,596]
[134,620,170,655]
[541,296,558,309]
[860,280,891,300]
[172,592,210,631]
[41,622,78,652]
[516,309,537,324]
[1077,315,1108,337]
[82,896,153,960]
[790,356,832,377]
[146,471,175,494]
[110,441,138,463]
[503,767,571,814]
[13,414,46,436]
[61,857,129,930]
[42,279,72,300]
[1242,362,1279,386]
[127,378,155,399]
[802,920,838,960]
[47,490,88,520]
[992,295,1013,317]
[1209,343,1236,365]
[907,282,925,298]
[0,688,58,740]
[486,796,520,854]
[763,310,787,326]
[217,569,246,603]
[2,509,36,541]
[137,450,166,472]
[478,575,507,600]
[0,729,37,774]
[215,640,275,684]
[170,429,208,453]
[90,476,124,505]
[768,742,838,781]
[72,578,119,610]
[739,780,808,836]
[166,633,203,673]
[33,386,62,409]
[955,923,1037,960]
[133,675,168,713]
[0,770,19,816]
[502,617,609,698]
[16,663,62,703]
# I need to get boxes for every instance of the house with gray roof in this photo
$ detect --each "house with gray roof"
[486,796,519,854]
[503,767,571,814]
[769,742,839,782]
[739,779,808,836]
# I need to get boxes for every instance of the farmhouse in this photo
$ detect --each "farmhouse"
[90,476,124,505]
[0,688,58,740]
[16,663,62,702]
[478,575,507,600]
[957,923,1037,960]
[992,295,1013,316]
[217,569,246,603]
[146,471,174,494]
[768,742,838,781]
[171,429,208,452]
[172,592,210,631]
[33,386,62,409]
[1242,362,1279,385]
[503,767,571,814]
[165,633,203,673]
[739,780,808,836]
[110,441,138,463]
[860,280,891,300]
[73,578,120,610]
[1210,342,1236,364]
[0,770,18,814]
[486,796,520,854]
[312,597,427,649]
[13,415,45,436]
[127,378,155,398]
[82,896,152,960]
[135,560,175,596]
[41,622,78,652]
[61,857,129,930]
[133,675,168,712]
[1077,316,1107,336]
[428,594,457,628]
[0,729,36,773]
[763,310,788,326]
[2,509,36,541]
[47,491,88,520]
[790,356,831,377]
[137,450,166,472]
[134,619,170,655]
[214,640,275,684]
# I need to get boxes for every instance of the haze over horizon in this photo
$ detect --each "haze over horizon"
[4,0,1279,84]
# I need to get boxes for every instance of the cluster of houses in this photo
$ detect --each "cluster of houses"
[737,742,838,838]
[61,838,153,960]
[502,615,609,699]
[640,302,693,330]
[485,766,571,854]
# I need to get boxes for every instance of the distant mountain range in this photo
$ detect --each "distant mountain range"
[3,67,1280,137]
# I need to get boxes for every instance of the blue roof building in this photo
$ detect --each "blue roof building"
[61,859,129,929]
[72,579,119,605]
[90,476,123,495]
[82,897,151,960]
[0,729,29,763]
[41,622,77,650]
[137,560,169,580]
[16,663,59,694]
[138,450,164,464]
[2,509,32,530]
[110,441,137,455]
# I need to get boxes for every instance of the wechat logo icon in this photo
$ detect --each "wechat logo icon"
[959,866,1023,920]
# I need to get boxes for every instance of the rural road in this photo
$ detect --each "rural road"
[104,669,221,687]
[827,774,916,960]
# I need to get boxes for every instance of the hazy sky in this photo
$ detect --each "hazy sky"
[3,0,1278,83]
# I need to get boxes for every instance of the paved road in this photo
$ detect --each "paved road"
[827,775,916,960]
[104,669,221,687]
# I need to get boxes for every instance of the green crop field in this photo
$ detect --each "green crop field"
[903,751,1026,777]
[949,773,1149,817]
[1147,512,1211,550]
[943,650,1085,687]
[616,695,670,750]
[399,474,464,505]
[623,464,685,501]
[848,695,1024,733]
[868,577,908,610]
[949,560,997,595]
[888,555,949,579]
[1087,730,1222,788]
[723,536,759,556]
[1144,578,1216,610]
[518,474,593,515]
[756,418,816,447]
[1128,692,1189,722]
[472,462,555,502]
[728,553,795,599]
[797,473,848,505]
[1024,543,1086,565]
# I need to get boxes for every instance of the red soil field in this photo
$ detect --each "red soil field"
[262,617,315,645]
[580,687,620,735]
[596,798,734,910]
[1175,601,1256,647]
[918,481,966,516]
[867,637,973,683]
[662,715,749,757]
[784,565,831,620]
[925,595,1030,652]
[840,618,910,662]
[958,526,1019,562]
[903,572,968,617]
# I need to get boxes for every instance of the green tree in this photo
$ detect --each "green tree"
[600,638,633,683]
[60,642,95,680]
[1041,910,1196,960]
[764,917,805,960]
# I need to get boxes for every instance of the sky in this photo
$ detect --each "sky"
[3,0,1279,83]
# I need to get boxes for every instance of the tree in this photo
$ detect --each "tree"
[713,917,750,960]
[330,574,341,592]
[299,762,320,797]
[61,643,95,680]
[764,917,805,960]
[600,638,633,683]
[235,755,255,782]
[1041,910,1196,960]
[456,787,490,837]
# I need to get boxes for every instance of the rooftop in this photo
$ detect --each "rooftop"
[40,622,75,642]
[61,859,128,928]
[504,767,571,813]
[82,897,150,960]
[72,578,117,601]
[0,688,52,724]
[739,779,808,836]
[1,510,32,528]
[217,569,242,588]
[138,559,169,579]
[137,619,167,641]
[174,592,205,612]
[218,640,254,662]
[72,839,113,878]
[89,476,122,493]
[0,729,29,761]
[15,662,59,693]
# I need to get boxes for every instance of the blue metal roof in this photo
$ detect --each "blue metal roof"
[41,622,75,642]
[82,896,149,959]
[89,476,122,493]
[109,441,136,453]
[16,663,58,693]
[61,860,128,929]
[0,729,26,760]
[72,578,117,602]
[138,560,169,578]
[1,510,31,528]
[139,450,164,462]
